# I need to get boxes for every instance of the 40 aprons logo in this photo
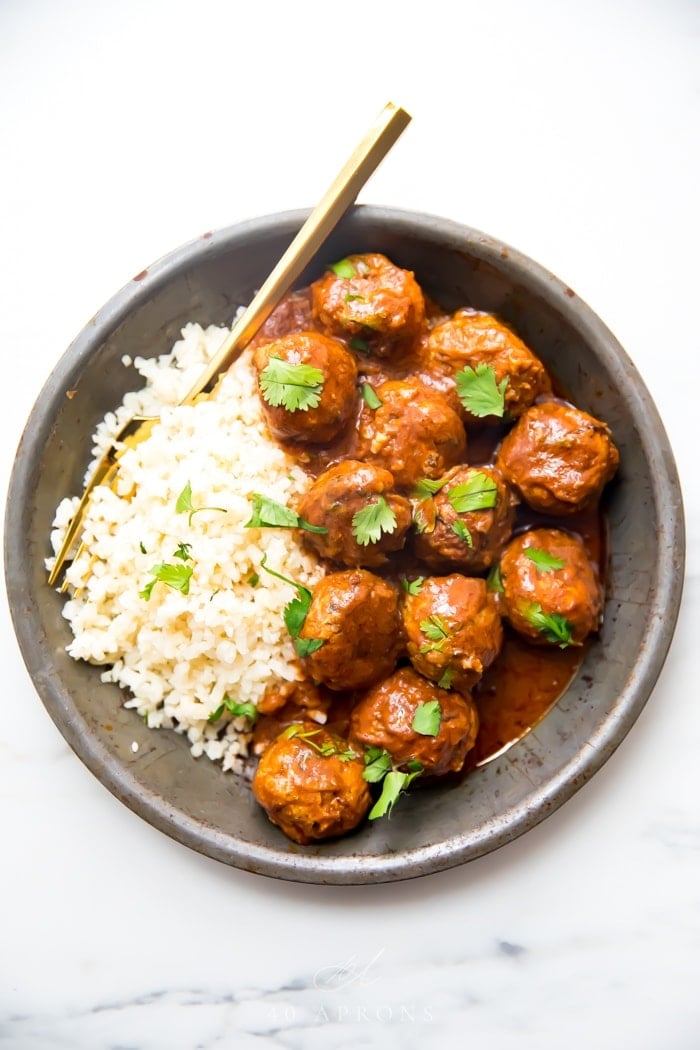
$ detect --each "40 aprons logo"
[267,948,434,1027]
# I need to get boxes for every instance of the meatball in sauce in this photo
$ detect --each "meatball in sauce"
[299,569,403,691]
[252,722,371,844]
[401,574,503,693]
[413,463,518,573]
[296,460,412,568]
[311,252,425,360]
[349,666,480,777]
[426,309,552,423]
[498,527,603,647]
[355,377,467,490]
[253,331,358,444]
[497,400,619,515]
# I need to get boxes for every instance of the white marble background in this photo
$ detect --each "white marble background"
[1,1,699,1047]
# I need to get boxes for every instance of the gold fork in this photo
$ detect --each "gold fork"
[48,101,411,589]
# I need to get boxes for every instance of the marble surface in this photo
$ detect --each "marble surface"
[1,1,698,1047]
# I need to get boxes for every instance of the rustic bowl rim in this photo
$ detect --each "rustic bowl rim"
[4,205,686,883]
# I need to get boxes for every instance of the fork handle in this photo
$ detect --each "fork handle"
[180,101,411,406]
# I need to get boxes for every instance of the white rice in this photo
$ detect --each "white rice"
[48,322,324,772]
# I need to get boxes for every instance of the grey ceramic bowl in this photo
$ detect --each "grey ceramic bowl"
[5,206,685,884]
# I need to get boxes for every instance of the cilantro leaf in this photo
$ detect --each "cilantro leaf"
[293,635,325,658]
[172,541,193,562]
[447,472,498,513]
[175,481,226,525]
[455,363,508,418]
[487,562,504,594]
[437,668,454,690]
[139,561,193,600]
[351,496,397,546]
[362,747,393,783]
[412,700,442,737]
[350,336,371,355]
[330,258,356,278]
[361,382,382,409]
[452,520,473,546]
[525,603,577,648]
[412,476,448,500]
[525,547,566,572]
[259,356,325,413]
[401,576,425,596]
[175,481,195,516]
[368,767,422,820]
[419,614,450,654]
[259,554,325,658]
[420,615,449,642]
[283,593,312,639]
[208,697,258,725]
[280,724,357,759]
[245,493,328,534]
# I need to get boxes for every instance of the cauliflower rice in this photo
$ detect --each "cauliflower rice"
[48,322,324,771]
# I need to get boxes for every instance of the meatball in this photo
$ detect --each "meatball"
[413,464,518,572]
[296,460,412,568]
[253,331,358,444]
[496,400,620,514]
[300,569,403,690]
[402,574,503,692]
[425,309,552,423]
[310,252,425,359]
[349,666,480,776]
[252,722,371,844]
[355,377,467,491]
[498,527,603,646]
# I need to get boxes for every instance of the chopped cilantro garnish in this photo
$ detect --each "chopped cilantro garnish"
[207,697,258,725]
[362,748,423,821]
[420,614,449,643]
[329,258,356,278]
[139,561,194,600]
[351,496,397,546]
[437,667,454,690]
[259,554,324,658]
[361,382,382,409]
[401,576,425,596]
[259,356,325,413]
[412,700,442,737]
[455,363,508,418]
[368,766,422,820]
[350,336,371,355]
[175,481,226,525]
[452,520,473,546]
[280,724,357,760]
[412,476,448,500]
[525,547,566,572]
[245,493,328,534]
[172,541,193,562]
[525,603,577,648]
[362,746,393,783]
[447,472,498,513]
[487,562,504,594]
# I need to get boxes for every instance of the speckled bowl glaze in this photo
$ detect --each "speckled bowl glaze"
[4,206,685,884]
